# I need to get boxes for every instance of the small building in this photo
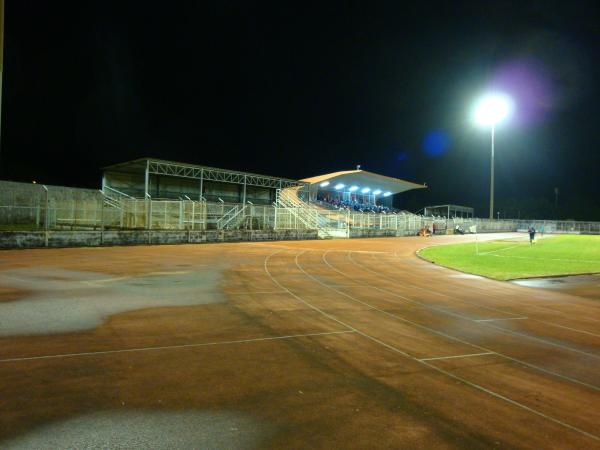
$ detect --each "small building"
[424,204,474,219]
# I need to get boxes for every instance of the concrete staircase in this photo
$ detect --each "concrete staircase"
[276,187,349,239]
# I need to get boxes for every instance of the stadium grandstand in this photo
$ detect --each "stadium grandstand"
[6,156,543,248]
[101,158,302,205]
[101,158,426,210]
[301,169,425,214]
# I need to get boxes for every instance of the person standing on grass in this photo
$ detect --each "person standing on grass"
[528,226,536,245]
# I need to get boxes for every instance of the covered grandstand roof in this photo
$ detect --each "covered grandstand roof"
[300,170,426,195]
[102,157,303,189]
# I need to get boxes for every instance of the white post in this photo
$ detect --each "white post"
[191,201,195,230]
[199,168,204,201]
[42,185,49,247]
[489,125,495,220]
[144,160,150,198]
[99,192,105,246]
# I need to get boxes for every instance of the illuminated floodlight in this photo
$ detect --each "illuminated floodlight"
[349,186,359,192]
[361,187,370,193]
[320,181,330,187]
[474,93,513,126]
[372,189,382,195]
[334,183,345,190]
[383,191,392,197]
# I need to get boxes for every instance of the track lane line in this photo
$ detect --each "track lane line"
[475,317,528,322]
[419,352,494,362]
[318,251,600,392]
[0,330,355,363]
[348,251,600,360]
[386,250,600,327]
[262,249,600,443]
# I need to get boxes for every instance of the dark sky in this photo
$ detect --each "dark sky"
[3,1,600,218]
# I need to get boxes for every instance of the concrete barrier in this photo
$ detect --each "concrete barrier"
[0,229,319,249]
[349,229,397,238]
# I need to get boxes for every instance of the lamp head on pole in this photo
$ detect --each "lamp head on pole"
[474,93,513,126]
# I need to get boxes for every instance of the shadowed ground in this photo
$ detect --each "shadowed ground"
[0,234,599,449]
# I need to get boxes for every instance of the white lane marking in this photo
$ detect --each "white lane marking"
[263,250,600,443]
[348,252,600,360]
[226,291,287,295]
[395,251,600,330]
[0,330,354,363]
[247,242,391,254]
[479,244,521,255]
[490,254,600,263]
[475,317,528,322]
[82,271,193,286]
[319,251,600,393]
[419,352,494,362]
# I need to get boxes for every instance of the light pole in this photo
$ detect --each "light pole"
[474,94,512,219]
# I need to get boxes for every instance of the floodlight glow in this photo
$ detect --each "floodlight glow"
[349,186,359,192]
[383,192,392,197]
[320,181,330,187]
[361,187,370,193]
[373,190,382,195]
[334,183,345,190]
[474,93,513,126]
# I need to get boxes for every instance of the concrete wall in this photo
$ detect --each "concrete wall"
[0,229,318,249]
[349,229,397,238]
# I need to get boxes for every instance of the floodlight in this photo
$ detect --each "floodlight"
[320,181,330,187]
[334,183,345,190]
[372,190,382,195]
[361,187,370,193]
[383,192,392,197]
[474,93,512,126]
[349,186,359,192]
[473,92,515,219]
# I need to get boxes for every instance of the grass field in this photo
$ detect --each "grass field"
[419,234,600,280]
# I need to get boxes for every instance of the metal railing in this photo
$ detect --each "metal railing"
[3,183,600,237]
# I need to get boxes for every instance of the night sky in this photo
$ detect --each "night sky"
[3,1,600,219]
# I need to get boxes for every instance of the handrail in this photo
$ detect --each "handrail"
[103,186,134,199]
[216,204,248,229]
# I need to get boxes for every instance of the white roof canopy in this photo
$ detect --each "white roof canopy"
[300,170,425,195]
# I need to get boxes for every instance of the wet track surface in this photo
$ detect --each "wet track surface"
[1,234,599,449]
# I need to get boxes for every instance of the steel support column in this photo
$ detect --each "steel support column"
[199,168,204,201]
[242,175,247,204]
[144,159,150,198]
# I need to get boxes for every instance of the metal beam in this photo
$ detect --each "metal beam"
[146,159,302,190]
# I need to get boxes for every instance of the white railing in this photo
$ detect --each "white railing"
[4,182,600,237]
[216,204,248,230]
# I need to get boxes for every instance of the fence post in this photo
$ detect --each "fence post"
[164,202,168,229]
[100,196,105,246]
[42,185,49,247]
[179,201,183,229]
[36,196,41,228]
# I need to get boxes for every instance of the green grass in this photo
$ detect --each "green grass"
[418,235,600,280]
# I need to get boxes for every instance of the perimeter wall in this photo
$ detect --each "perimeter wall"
[1,180,599,249]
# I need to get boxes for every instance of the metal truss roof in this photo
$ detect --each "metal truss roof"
[103,158,303,189]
